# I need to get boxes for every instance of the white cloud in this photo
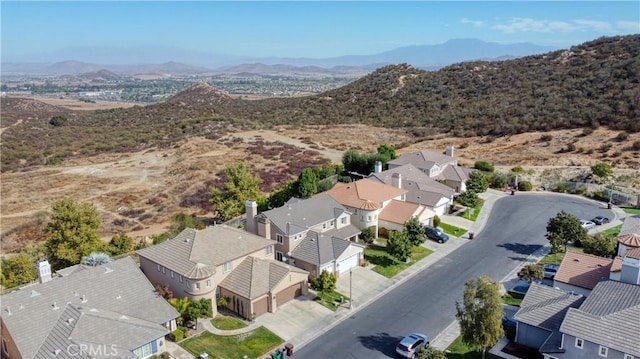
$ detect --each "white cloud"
[460,18,484,27]
[492,18,577,33]
[572,19,612,32]
[617,21,640,32]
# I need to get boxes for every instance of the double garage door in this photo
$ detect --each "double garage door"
[338,253,360,274]
[276,283,303,305]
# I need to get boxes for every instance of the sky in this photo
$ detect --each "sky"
[2,1,639,60]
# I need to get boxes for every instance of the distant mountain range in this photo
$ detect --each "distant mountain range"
[1,39,558,76]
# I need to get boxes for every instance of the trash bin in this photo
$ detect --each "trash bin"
[285,343,294,357]
[469,232,474,240]
[271,351,282,359]
[607,202,612,209]
[511,190,515,195]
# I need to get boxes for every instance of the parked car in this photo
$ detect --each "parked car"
[507,279,531,299]
[424,226,450,243]
[542,264,559,279]
[396,333,430,358]
[591,216,610,225]
[579,219,596,230]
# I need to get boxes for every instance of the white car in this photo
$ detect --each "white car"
[580,219,596,230]
[396,333,430,358]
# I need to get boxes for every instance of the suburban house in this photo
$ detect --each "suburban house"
[553,251,613,297]
[617,214,640,256]
[513,245,640,358]
[244,194,365,277]
[386,147,473,193]
[324,178,435,234]
[0,257,179,359]
[368,163,455,216]
[136,225,309,320]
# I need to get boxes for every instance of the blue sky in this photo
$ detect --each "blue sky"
[2,1,639,59]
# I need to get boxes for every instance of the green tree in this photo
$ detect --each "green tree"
[417,348,447,359]
[170,297,191,326]
[546,211,589,253]
[268,182,295,209]
[108,232,134,255]
[387,230,412,262]
[0,252,38,289]
[467,171,489,193]
[310,270,337,292]
[359,226,376,244]
[49,115,67,127]
[376,144,397,161]
[474,161,495,172]
[590,162,613,182]
[186,298,213,325]
[456,190,480,208]
[517,264,543,282]
[45,198,104,269]
[455,276,504,359]
[404,217,426,246]
[295,168,319,198]
[582,233,617,257]
[489,172,509,189]
[210,162,263,221]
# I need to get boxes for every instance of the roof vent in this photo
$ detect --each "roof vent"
[52,302,59,310]
[573,258,580,262]
[5,307,11,315]
[116,295,122,300]
[53,349,61,356]
[67,318,75,324]
[104,267,113,273]
[30,290,41,297]
[19,304,25,310]
[119,315,129,320]
[81,294,87,303]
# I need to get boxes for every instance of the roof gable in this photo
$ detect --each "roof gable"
[262,194,348,236]
[514,283,584,331]
[325,179,407,209]
[219,257,308,299]
[290,231,355,266]
[388,150,457,170]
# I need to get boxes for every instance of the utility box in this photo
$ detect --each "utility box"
[271,351,282,359]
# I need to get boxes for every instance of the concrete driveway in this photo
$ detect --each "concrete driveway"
[335,266,391,309]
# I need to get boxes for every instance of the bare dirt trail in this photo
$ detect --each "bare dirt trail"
[0,119,23,135]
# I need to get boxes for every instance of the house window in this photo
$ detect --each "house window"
[367,215,371,221]
[575,338,583,349]
[223,262,233,273]
[624,354,634,359]
[341,217,346,224]
[157,264,161,272]
[195,282,200,290]
[354,209,358,214]
[170,271,174,279]
[266,245,273,255]
[323,223,327,229]
[599,346,608,357]
[162,266,166,274]
[206,280,211,287]
[276,251,283,261]
[179,275,183,283]
[360,216,364,221]
[330,220,335,226]
[276,234,283,244]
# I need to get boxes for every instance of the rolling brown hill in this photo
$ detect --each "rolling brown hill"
[1,35,638,172]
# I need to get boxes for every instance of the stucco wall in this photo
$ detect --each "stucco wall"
[561,334,629,359]
[553,282,592,297]
[1,317,22,359]
[515,322,551,350]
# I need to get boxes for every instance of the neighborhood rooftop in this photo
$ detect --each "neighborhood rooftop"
[554,251,613,290]
[261,194,348,235]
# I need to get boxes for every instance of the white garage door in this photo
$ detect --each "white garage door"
[339,253,359,274]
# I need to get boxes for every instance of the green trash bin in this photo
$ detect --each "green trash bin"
[271,350,282,359]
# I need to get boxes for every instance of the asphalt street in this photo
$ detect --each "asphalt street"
[295,194,614,359]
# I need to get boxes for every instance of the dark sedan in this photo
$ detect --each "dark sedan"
[591,216,610,225]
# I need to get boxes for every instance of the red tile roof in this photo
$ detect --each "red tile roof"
[554,251,613,290]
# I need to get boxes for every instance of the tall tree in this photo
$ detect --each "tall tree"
[455,276,504,359]
[387,230,412,262]
[590,162,614,183]
[295,168,319,198]
[456,190,480,208]
[546,210,588,253]
[582,233,617,257]
[210,162,263,221]
[377,144,397,161]
[1,252,38,289]
[108,232,134,255]
[467,170,489,193]
[45,199,104,269]
[404,217,426,246]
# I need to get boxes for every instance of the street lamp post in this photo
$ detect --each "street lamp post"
[609,180,615,208]
[349,268,353,310]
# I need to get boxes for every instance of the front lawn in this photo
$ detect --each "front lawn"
[502,293,522,306]
[313,290,349,311]
[446,336,501,359]
[180,326,282,359]
[439,222,467,237]
[211,314,247,330]
[457,201,483,222]
[539,247,584,265]
[623,207,640,215]
[364,244,432,278]
[602,224,622,237]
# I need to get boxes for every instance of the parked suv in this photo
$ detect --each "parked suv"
[396,333,429,358]
[424,226,450,243]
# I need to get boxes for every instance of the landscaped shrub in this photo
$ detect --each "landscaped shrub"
[511,165,524,173]
[574,186,587,195]
[360,226,375,244]
[489,172,509,189]
[217,296,229,308]
[310,270,336,292]
[517,181,533,191]
[555,183,568,193]
[378,227,389,239]
[170,329,184,342]
[432,215,441,228]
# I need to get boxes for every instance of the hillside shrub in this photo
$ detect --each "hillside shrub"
[511,166,524,173]
[489,172,509,189]
[474,161,495,172]
[540,134,553,142]
[632,140,640,151]
[49,116,67,127]
[518,181,533,191]
[555,183,568,193]
[615,132,628,142]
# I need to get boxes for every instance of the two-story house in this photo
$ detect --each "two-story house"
[387,147,473,193]
[245,194,365,277]
[136,225,309,320]
[369,163,455,216]
[324,178,435,234]
[1,257,179,359]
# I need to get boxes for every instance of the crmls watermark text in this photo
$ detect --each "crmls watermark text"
[67,344,119,357]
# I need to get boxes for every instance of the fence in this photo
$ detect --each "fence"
[224,214,247,228]
[559,181,639,207]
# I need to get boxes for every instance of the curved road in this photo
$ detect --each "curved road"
[296,194,615,359]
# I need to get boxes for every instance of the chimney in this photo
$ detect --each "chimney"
[620,256,640,285]
[374,161,382,173]
[245,200,258,234]
[257,216,271,240]
[37,260,52,284]
[391,173,402,189]
[445,145,454,158]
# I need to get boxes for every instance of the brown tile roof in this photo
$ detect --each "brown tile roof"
[618,233,640,247]
[625,246,640,259]
[554,251,613,290]
[379,200,423,225]
[325,179,407,209]
[611,256,623,272]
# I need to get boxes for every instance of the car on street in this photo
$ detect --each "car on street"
[579,219,596,230]
[424,225,450,243]
[542,264,559,279]
[396,333,429,358]
[591,216,610,225]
